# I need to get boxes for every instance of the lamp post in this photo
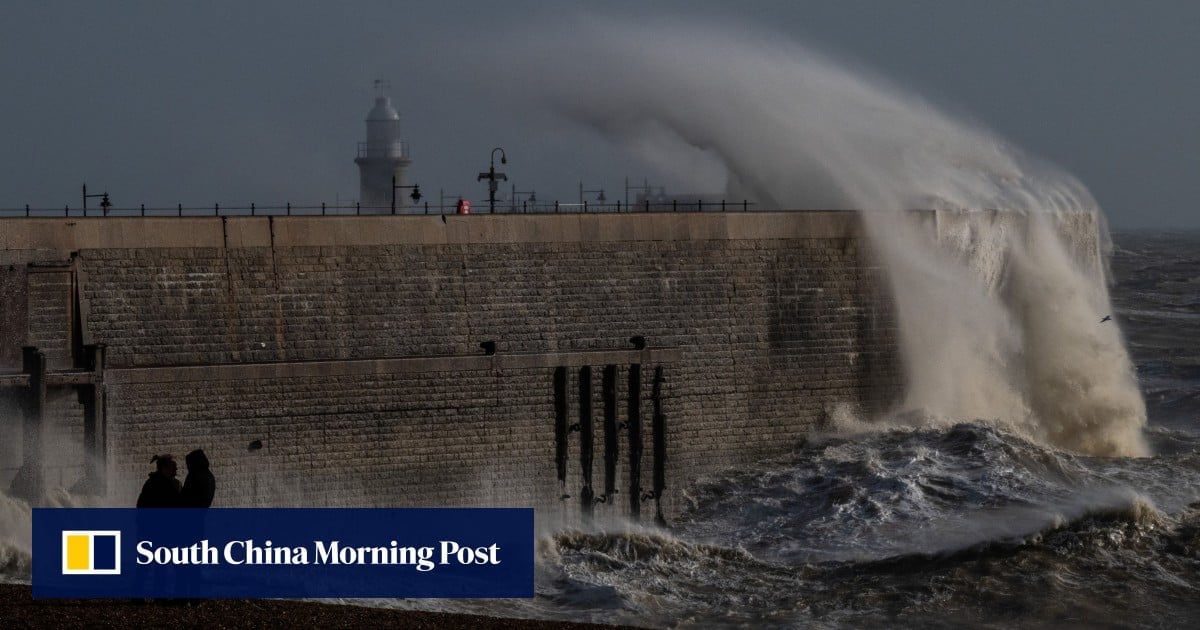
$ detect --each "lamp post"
[511,184,536,212]
[626,177,662,206]
[477,147,507,214]
[579,182,606,206]
[82,183,112,216]
[391,176,422,214]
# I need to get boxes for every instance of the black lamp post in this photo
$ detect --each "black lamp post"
[391,176,422,214]
[625,177,657,206]
[478,147,507,214]
[579,182,606,208]
[511,184,536,212]
[82,183,112,216]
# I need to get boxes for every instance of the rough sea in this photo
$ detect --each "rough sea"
[369,230,1200,628]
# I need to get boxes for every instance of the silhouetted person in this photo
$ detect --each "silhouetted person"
[180,449,216,508]
[137,454,181,508]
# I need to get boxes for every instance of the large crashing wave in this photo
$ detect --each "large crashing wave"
[504,17,1147,456]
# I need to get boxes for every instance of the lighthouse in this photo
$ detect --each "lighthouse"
[354,92,412,213]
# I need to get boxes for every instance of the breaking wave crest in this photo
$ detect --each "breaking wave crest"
[505,16,1148,456]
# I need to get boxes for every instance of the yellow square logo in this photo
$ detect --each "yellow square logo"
[61,531,121,575]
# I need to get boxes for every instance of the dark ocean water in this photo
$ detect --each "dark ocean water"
[376,230,1200,628]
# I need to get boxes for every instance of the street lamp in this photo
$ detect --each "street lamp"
[478,147,508,214]
[82,183,112,216]
[579,182,606,205]
[391,176,422,214]
[511,184,536,212]
[625,177,658,206]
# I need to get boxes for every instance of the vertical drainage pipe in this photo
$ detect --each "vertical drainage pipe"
[627,363,643,520]
[602,365,619,502]
[578,366,594,519]
[554,367,568,491]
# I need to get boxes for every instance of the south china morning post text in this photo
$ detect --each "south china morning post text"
[33,508,534,598]
[135,538,501,571]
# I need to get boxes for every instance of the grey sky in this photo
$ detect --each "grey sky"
[1,1,1196,227]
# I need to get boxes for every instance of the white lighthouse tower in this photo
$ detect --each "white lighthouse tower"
[354,89,412,213]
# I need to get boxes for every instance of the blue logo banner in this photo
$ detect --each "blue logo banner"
[34,508,534,598]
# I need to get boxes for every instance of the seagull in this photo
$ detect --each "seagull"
[1100,315,1112,323]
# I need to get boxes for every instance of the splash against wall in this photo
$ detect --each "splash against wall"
[506,17,1147,456]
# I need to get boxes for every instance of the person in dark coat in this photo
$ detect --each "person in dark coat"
[136,454,181,508]
[180,449,216,508]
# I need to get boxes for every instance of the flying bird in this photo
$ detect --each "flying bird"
[1100,315,1112,323]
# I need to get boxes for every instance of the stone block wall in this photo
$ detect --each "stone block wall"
[26,268,74,370]
[105,368,555,509]
[2,213,903,519]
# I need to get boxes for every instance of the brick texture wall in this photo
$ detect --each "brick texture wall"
[79,234,899,517]
[25,269,74,370]
[2,214,904,520]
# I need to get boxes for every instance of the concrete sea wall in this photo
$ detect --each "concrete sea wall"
[0,212,901,520]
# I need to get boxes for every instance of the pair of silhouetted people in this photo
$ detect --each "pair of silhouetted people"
[136,449,215,508]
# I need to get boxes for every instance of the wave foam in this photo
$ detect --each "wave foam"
[503,16,1148,456]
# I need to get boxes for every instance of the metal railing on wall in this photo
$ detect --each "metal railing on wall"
[0,199,761,218]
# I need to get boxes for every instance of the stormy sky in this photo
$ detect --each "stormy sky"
[0,1,1196,228]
